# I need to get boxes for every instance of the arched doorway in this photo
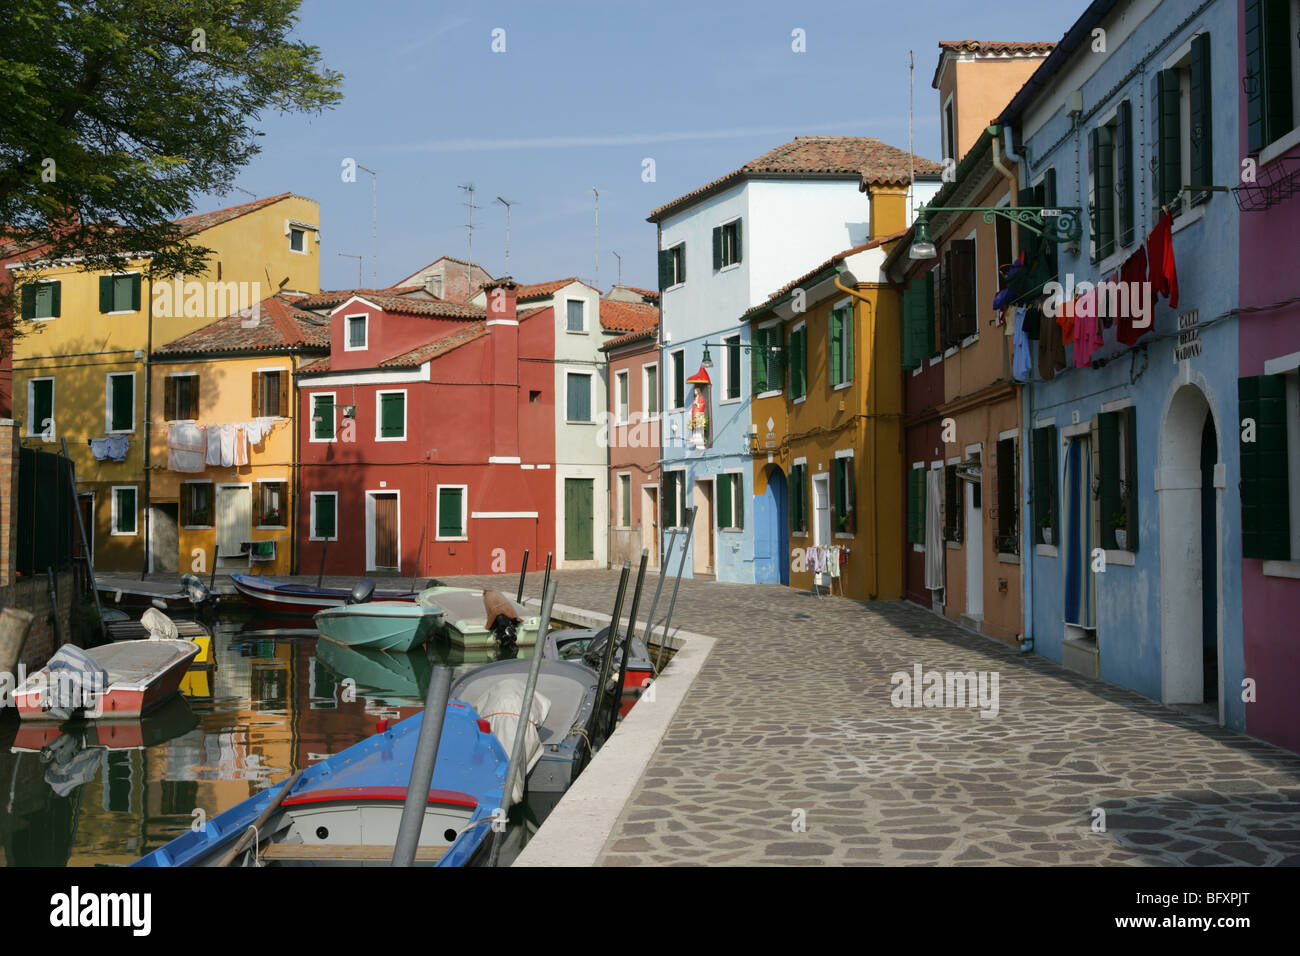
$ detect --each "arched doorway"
[1158,382,1222,710]
[754,464,790,585]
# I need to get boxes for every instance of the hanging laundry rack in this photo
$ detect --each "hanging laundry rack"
[808,544,851,597]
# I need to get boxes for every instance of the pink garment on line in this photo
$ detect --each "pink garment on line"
[1073,288,1103,368]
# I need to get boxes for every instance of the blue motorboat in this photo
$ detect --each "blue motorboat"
[132,700,507,867]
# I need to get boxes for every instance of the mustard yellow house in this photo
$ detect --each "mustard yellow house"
[149,295,329,577]
[743,193,909,600]
[8,194,321,572]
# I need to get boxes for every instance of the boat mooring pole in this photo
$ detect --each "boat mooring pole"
[591,560,631,737]
[607,550,648,738]
[488,577,557,868]
[654,506,695,674]
[392,664,454,866]
[61,439,104,642]
[638,528,676,657]
[516,549,530,603]
[539,552,552,613]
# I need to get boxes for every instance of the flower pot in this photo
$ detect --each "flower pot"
[1114,529,1127,550]
[1041,528,1052,546]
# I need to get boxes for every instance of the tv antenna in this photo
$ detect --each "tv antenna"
[591,187,600,289]
[496,196,519,270]
[611,251,622,287]
[459,183,481,272]
[338,252,363,286]
[357,164,378,286]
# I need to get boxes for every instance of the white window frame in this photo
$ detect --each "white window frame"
[615,369,630,425]
[717,469,744,531]
[285,219,317,255]
[255,477,289,529]
[181,480,215,530]
[668,348,686,411]
[110,485,138,536]
[105,371,135,434]
[374,389,408,442]
[26,376,54,438]
[565,369,596,424]
[664,243,686,291]
[791,320,807,404]
[564,298,588,334]
[344,313,369,352]
[721,333,742,402]
[642,362,659,419]
[309,491,339,541]
[28,279,59,322]
[718,217,742,271]
[436,484,469,541]
[310,391,337,443]
[617,472,633,528]
[165,371,199,424]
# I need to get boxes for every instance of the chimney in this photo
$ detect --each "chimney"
[482,277,519,459]
[868,184,909,240]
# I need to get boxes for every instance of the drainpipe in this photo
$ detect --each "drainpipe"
[141,276,153,580]
[833,273,879,600]
[989,126,1018,262]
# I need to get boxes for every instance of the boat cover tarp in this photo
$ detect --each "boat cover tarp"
[461,678,551,805]
[141,608,179,641]
[43,645,111,720]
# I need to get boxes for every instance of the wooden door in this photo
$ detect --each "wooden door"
[373,493,399,569]
[564,479,593,561]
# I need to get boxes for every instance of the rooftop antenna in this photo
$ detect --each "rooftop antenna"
[908,50,915,223]
[612,251,622,287]
[231,186,257,199]
[357,164,378,287]
[496,196,519,270]
[459,183,480,281]
[338,252,363,287]
[591,187,600,290]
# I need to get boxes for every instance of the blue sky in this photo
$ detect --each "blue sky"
[200,0,1078,294]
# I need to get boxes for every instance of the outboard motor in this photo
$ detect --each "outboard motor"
[181,573,210,607]
[490,614,519,653]
[346,578,376,605]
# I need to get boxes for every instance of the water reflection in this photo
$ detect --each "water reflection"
[0,613,539,867]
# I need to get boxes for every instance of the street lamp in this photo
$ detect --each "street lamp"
[908,218,937,260]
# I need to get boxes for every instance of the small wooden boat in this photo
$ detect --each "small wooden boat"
[229,573,423,616]
[420,587,540,650]
[131,700,507,867]
[14,638,200,721]
[95,573,216,615]
[451,658,599,805]
[314,581,445,652]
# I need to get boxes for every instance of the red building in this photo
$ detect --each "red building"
[295,279,556,578]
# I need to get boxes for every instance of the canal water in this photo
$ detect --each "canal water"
[0,612,561,867]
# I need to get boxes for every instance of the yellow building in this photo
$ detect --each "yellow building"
[9,194,321,571]
[148,296,329,577]
[743,192,909,600]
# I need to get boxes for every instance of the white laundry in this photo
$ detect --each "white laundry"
[218,424,237,467]
[206,426,221,465]
[828,547,841,578]
[924,468,946,591]
[167,424,205,473]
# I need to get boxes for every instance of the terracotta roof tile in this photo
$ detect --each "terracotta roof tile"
[742,231,906,320]
[649,138,943,221]
[599,299,660,333]
[293,286,427,309]
[173,193,298,237]
[155,295,330,355]
[933,40,1056,89]
[298,355,330,373]
[600,324,658,351]
[378,322,489,368]
[515,278,580,300]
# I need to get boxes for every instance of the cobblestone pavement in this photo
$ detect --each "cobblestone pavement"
[442,570,1300,864]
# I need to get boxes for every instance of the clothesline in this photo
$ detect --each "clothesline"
[166,419,275,473]
[809,544,850,596]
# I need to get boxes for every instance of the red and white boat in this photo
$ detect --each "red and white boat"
[13,638,200,721]
[229,573,422,616]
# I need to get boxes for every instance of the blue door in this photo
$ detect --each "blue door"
[754,466,790,585]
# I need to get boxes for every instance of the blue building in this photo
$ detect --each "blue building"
[648,138,938,581]
[999,0,1244,728]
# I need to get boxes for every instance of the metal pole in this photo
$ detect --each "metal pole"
[409,527,425,593]
[608,550,648,737]
[591,561,631,733]
[392,664,454,866]
[488,578,557,867]
[61,440,104,640]
[638,528,677,652]
[654,507,695,673]
[539,553,552,614]
[516,549,530,603]
[46,568,62,648]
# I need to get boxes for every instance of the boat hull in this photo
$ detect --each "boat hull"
[420,587,541,649]
[14,640,200,721]
[230,573,421,616]
[314,603,443,652]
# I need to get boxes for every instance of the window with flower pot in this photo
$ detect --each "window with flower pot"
[1096,407,1138,551]
[1031,425,1060,546]
[181,482,213,528]
[258,481,286,527]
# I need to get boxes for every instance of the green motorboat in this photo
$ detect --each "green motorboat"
[419,586,540,649]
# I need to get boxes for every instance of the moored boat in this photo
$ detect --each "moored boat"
[229,572,424,616]
[131,700,507,867]
[313,581,445,652]
[420,587,540,650]
[556,625,655,717]
[13,638,200,721]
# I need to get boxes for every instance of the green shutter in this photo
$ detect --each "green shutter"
[790,465,804,533]
[20,284,35,320]
[658,249,672,290]
[1125,405,1139,552]
[712,226,723,270]
[907,469,918,544]
[1240,375,1291,559]
[734,475,744,530]
[567,373,590,421]
[717,473,732,528]
[767,328,784,393]
[1262,0,1294,148]
[1098,412,1121,549]
[751,329,766,393]
[1032,427,1055,545]
[829,310,842,386]
[130,275,141,311]
[32,380,52,433]
[110,375,133,431]
[733,218,743,264]
[380,392,404,437]
[99,275,113,312]
[315,495,336,539]
[1246,0,1267,152]
[1189,33,1212,207]
[1091,126,1114,261]
[728,338,741,399]
[844,457,854,533]
[313,395,332,440]
[1041,171,1058,283]
[1116,101,1134,247]
[1156,70,1182,210]
[843,309,854,385]
[438,488,463,537]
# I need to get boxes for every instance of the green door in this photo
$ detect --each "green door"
[564,478,594,561]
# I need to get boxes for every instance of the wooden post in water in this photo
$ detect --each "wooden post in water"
[608,550,648,737]
[392,665,453,867]
[488,577,557,867]
[516,549,530,603]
